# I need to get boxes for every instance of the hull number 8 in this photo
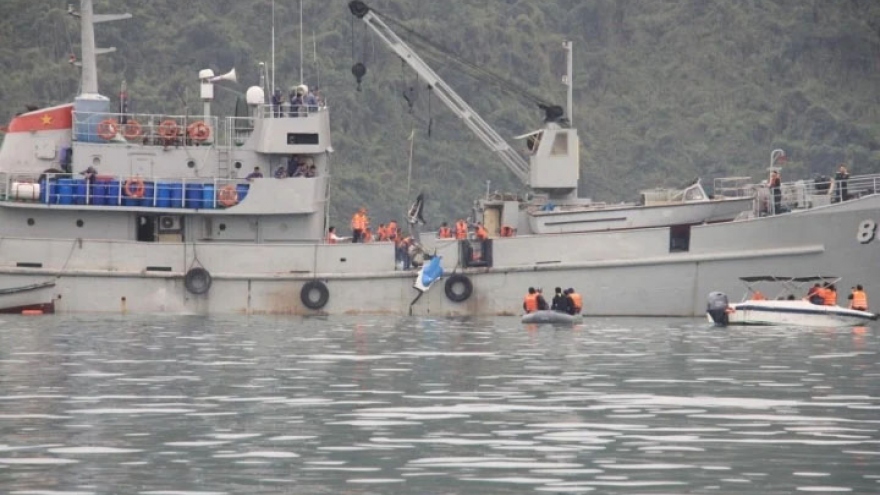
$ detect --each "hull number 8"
[858,219,877,244]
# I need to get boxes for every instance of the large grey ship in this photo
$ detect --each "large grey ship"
[0,1,876,317]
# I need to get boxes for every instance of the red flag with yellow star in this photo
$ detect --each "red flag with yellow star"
[5,103,73,133]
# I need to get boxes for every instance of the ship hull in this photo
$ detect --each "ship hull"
[0,194,877,317]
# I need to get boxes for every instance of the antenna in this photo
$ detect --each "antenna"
[271,0,276,96]
[299,0,304,83]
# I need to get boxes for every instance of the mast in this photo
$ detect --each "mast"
[299,0,304,83]
[79,0,98,95]
[564,41,573,125]
[73,0,131,98]
[271,0,276,95]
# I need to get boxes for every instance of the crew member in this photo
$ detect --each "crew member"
[551,287,569,313]
[823,284,837,306]
[536,288,549,310]
[377,223,387,241]
[386,220,398,242]
[769,170,782,214]
[834,163,849,202]
[567,288,583,315]
[351,207,368,243]
[438,222,453,239]
[245,166,263,180]
[475,222,488,240]
[326,226,342,244]
[752,290,766,300]
[806,283,824,305]
[850,284,868,311]
[523,287,539,314]
[455,219,468,240]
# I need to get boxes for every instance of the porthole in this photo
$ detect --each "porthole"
[187,160,196,168]
[219,223,227,231]
[234,161,242,169]
[76,219,84,228]
[27,218,35,226]
[92,156,101,166]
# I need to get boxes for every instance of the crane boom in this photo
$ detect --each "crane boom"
[349,1,530,184]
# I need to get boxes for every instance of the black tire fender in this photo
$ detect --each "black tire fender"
[301,280,330,310]
[444,274,473,303]
[184,267,212,295]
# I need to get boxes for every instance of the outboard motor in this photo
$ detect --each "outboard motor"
[706,292,730,327]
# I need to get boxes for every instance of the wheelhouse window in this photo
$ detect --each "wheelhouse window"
[551,133,568,156]
[287,133,319,145]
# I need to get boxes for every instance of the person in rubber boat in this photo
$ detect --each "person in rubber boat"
[523,287,548,314]
[564,288,583,315]
[551,287,569,312]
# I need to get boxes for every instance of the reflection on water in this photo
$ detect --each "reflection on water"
[0,315,878,494]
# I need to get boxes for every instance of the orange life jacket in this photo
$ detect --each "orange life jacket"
[523,293,539,313]
[350,212,363,230]
[851,290,867,310]
[823,289,837,306]
[569,292,583,313]
[475,225,488,240]
[438,226,452,239]
[455,221,468,240]
[752,291,766,300]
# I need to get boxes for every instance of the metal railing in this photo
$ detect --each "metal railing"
[73,111,220,147]
[761,173,880,215]
[1,172,251,210]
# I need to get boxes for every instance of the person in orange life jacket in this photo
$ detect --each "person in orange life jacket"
[396,235,413,270]
[438,222,453,239]
[806,283,822,304]
[523,287,540,313]
[351,207,368,243]
[455,219,468,240]
[566,288,583,315]
[751,290,766,300]
[849,284,869,311]
[769,170,782,214]
[823,284,837,306]
[475,222,488,240]
[535,287,549,310]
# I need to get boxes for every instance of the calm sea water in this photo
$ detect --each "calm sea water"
[0,315,878,494]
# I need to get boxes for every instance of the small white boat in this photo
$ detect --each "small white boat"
[707,276,877,328]
[522,310,582,325]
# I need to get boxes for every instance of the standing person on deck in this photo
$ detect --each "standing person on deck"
[455,219,468,240]
[769,170,782,214]
[438,222,453,239]
[351,207,368,243]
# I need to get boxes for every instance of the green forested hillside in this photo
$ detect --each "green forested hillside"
[1,0,879,226]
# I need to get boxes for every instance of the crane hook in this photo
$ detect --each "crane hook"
[351,63,367,91]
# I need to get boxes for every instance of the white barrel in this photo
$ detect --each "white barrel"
[11,182,41,201]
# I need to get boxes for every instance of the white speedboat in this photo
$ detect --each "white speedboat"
[522,310,582,325]
[707,276,877,327]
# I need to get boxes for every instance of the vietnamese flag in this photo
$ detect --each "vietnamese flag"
[5,103,73,133]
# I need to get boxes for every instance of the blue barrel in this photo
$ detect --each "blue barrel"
[58,179,74,205]
[185,183,203,208]
[157,183,172,208]
[91,182,107,205]
[140,181,155,207]
[236,183,249,202]
[39,179,49,204]
[168,182,183,208]
[73,179,87,205]
[201,184,215,209]
[107,180,121,206]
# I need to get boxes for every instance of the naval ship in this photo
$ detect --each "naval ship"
[0,1,877,317]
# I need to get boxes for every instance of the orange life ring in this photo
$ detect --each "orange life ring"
[97,119,118,140]
[157,119,180,139]
[122,120,142,140]
[124,177,146,198]
[187,121,211,142]
[218,184,239,207]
